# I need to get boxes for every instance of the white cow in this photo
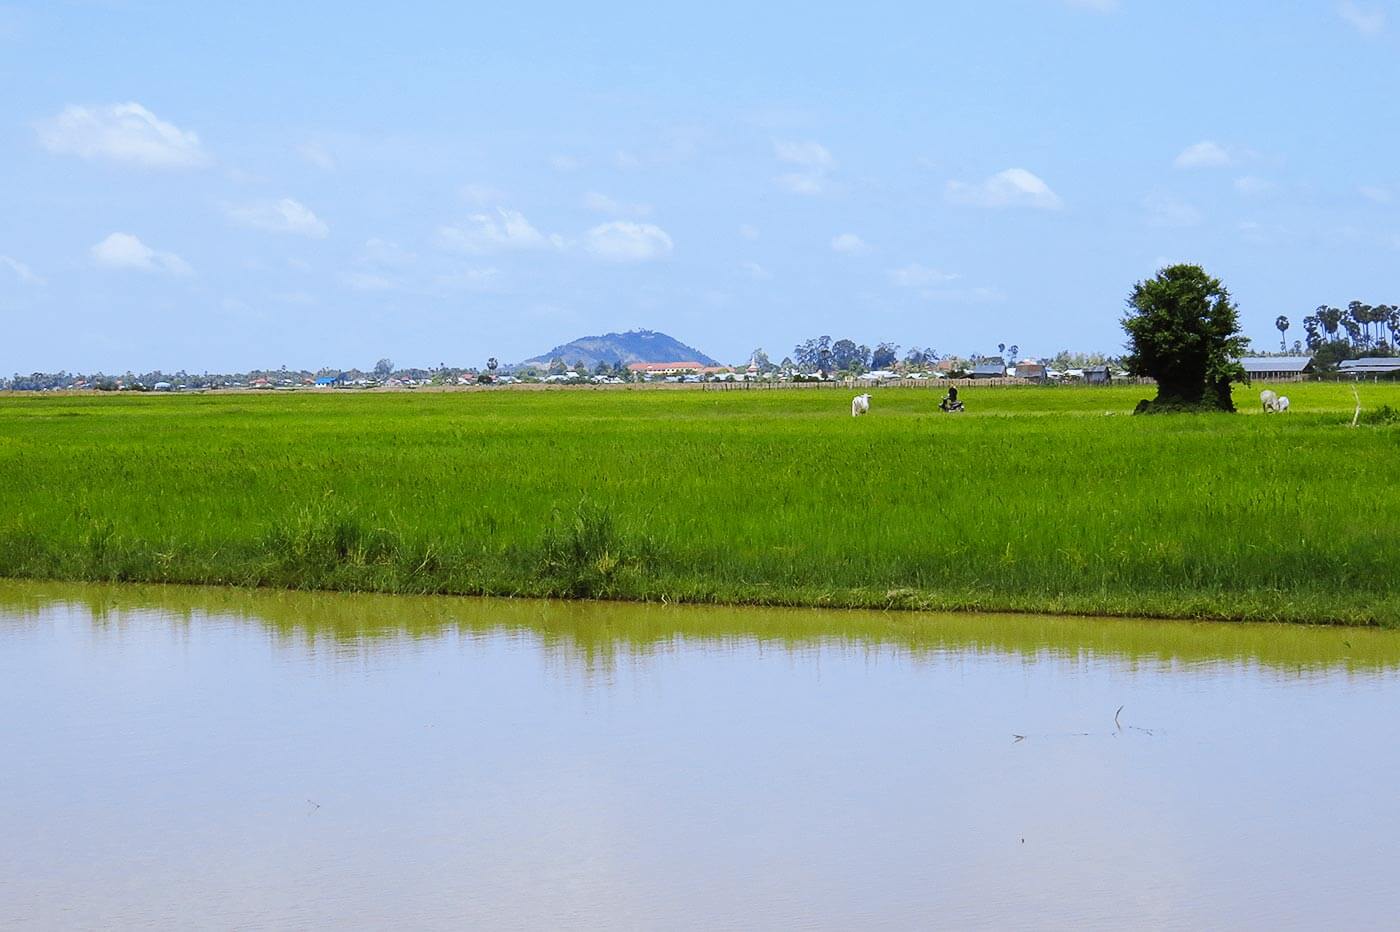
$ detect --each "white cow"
[851,393,871,417]
[1276,395,1290,413]
[1260,389,1278,412]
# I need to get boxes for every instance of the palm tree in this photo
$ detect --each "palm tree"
[1388,307,1400,349]
[1348,301,1374,347]
[1318,305,1343,342]
[1275,315,1290,351]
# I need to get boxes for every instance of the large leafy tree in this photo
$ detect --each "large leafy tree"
[1121,264,1249,412]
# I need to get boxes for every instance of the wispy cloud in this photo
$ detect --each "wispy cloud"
[37,102,209,168]
[0,255,43,285]
[1234,175,1272,196]
[460,183,507,205]
[359,238,416,267]
[1143,192,1202,227]
[435,267,501,291]
[888,263,960,287]
[343,271,393,291]
[1339,1,1385,35]
[831,233,871,255]
[774,140,835,194]
[90,232,192,275]
[226,198,329,238]
[582,191,652,217]
[946,168,1062,209]
[1359,185,1393,204]
[738,224,760,241]
[439,209,564,254]
[296,142,335,170]
[584,221,674,262]
[739,260,772,280]
[1174,140,1232,169]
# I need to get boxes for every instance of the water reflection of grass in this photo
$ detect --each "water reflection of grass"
[1,382,1397,624]
[3,580,1398,678]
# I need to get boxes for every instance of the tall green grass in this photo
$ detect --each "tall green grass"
[1,381,1397,625]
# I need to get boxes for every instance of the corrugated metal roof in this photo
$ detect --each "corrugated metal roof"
[1339,357,1400,371]
[1240,356,1313,373]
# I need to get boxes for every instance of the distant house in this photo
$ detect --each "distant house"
[153,381,173,392]
[971,363,1006,379]
[1339,357,1400,379]
[314,375,340,387]
[1014,361,1047,381]
[1084,365,1112,385]
[1240,356,1314,380]
[627,361,706,376]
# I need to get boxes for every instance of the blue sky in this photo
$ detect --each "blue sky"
[2,0,1398,372]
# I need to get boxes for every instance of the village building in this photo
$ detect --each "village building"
[1240,356,1314,380]
[1339,357,1400,379]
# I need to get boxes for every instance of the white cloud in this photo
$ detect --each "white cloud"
[774,139,835,194]
[1339,1,1385,35]
[584,221,674,262]
[227,198,329,238]
[1174,141,1232,169]
[37,102,208,168]
[460,183,507,205]
[90,233,192,275]
[438,208,564,254]
[436,267,500,290]
[1360,185,1393,204]
[1234,175,1272,196]
[343,271,393,291]
[831,233,871,255]
[296,142,335,170]
[739,260,772,280]
[1237,220,1290,245]
[360,238,415,267]
[0,255,42,285]
[888,263,960,287]
[946,168,1063,209]
[926,286,1005,303]
[738,224,760,241]
[582,191,652,217]
[1143,193,1202,227]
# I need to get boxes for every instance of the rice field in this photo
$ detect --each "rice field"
[1,380,1397,625]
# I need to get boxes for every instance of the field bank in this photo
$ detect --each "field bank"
[1,382,1396,625]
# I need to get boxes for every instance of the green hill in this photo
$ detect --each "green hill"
[521,329,720,369]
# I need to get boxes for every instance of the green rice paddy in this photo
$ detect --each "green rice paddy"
[1,381,1397,625]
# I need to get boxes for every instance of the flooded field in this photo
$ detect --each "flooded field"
[3,581,1399,929]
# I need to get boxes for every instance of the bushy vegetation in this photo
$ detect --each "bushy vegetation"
[1,381,1397,625]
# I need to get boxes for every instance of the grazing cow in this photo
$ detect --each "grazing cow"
[1276,395,1290,413]
[851,393,871,417]
[1260,389,1278,412]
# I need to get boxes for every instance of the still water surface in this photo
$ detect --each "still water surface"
[3,580,1399,929]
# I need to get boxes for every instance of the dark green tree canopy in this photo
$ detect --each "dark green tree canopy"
[1121,264,1249,412]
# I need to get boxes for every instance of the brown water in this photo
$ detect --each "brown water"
[3,581,1399,929]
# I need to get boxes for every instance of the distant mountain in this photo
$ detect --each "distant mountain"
[520,329,721,369]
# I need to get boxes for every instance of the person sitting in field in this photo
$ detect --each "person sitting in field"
[939,386,964,413]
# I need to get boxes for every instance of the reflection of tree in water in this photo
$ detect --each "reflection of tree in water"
[0,579,1396,680]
